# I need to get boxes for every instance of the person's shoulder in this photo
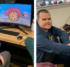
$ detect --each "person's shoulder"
[51,26,57,28]
[51,26,59,30]
[36,23,43,34]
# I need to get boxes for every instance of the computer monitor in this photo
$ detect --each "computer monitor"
[0,4,32,27]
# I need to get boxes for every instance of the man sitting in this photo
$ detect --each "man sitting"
[37,9,70,67]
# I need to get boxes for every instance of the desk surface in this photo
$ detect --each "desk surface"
[0,26,34,46]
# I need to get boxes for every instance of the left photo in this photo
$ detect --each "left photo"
[0,0,34,67]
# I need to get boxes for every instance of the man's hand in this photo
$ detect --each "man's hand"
[0,55,4,66]
[67,43,70,46]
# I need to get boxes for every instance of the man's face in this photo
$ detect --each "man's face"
[37,12,52,30]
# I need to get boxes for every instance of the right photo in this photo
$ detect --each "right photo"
[36,0,70,67]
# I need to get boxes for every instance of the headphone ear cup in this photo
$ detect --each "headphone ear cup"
[66,24,68,26]
[65,26,70,31]
[63,24,68,28]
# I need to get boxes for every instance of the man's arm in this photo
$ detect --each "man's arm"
[53,26,70,44]
[37,35,70,55]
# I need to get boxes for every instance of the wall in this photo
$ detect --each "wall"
[37,3,70,28]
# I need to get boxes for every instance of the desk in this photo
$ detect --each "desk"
[0,26,34,46]
[0,26,34,66]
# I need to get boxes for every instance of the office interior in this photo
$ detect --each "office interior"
[0,0,34,67]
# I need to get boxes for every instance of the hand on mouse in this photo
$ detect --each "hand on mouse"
[0,55,4,66]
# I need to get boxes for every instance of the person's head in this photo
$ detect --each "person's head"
[37,9,52,31]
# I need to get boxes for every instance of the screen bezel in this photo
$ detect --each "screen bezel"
[0,3,32,28]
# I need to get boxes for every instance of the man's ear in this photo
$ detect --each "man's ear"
[36,19,39,24]
[36,19,39,22]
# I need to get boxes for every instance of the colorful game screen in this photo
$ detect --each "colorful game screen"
[0,4,32,27]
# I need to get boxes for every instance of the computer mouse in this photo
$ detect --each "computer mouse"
[17,36,23,40]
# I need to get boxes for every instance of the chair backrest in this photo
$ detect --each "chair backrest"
[25,37,34,65]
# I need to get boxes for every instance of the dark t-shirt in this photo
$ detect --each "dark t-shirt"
[42,30,56,62]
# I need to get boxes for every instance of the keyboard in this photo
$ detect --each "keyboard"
[0,29,19,36]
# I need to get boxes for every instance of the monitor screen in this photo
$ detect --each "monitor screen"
[0,4,32,27]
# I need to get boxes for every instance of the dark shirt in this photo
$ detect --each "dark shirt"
[42,30,56,62]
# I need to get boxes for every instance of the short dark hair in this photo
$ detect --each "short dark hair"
[37,9,49,18]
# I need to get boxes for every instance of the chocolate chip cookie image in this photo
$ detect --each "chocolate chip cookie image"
[8,11,19,21]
